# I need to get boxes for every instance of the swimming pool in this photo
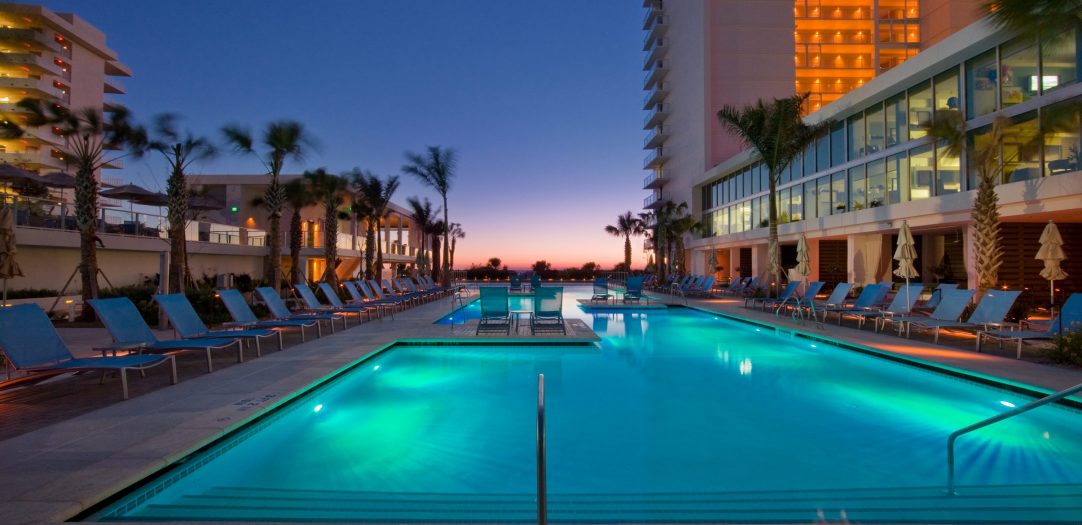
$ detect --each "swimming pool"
[91,287,1082,522]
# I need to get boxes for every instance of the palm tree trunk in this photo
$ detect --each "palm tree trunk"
[289,210,303,285]
[323,202,338,288]
[166,153,187,294]
[432,236,442,282]
[442,195,450,286]
[268,214,282,291]
[375,220,384,281]
[74,163,99,321]
[767,171,780,298]
[449,237,457,270]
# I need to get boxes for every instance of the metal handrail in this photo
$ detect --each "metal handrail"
[946,381,1082,494]
[537,374,547,525]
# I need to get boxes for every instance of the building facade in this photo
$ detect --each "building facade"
[686,19,1082,298]
[0,2,129,173]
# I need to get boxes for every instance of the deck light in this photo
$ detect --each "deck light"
[1000,401,1015,408]
[313,404,323,413]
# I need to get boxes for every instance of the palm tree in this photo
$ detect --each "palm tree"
[982,0,1082,43]
[448,222,465,271]
[142,114,215,293]
[280,178,316,286]
[669,211,702,276]
[717,93,831,296]
[303,168,349,288]
[402,146,457,286]
[222,121,314,293]
[406,196,437,274]
[351,171,400,280]
[428,219,446,281]
[638,211,660,276]
[13,99,146,318]
[604,211,645,271]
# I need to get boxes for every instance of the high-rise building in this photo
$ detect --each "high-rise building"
[642,0,982,220]
[0,2,129,173]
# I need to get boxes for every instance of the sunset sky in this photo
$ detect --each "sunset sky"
[43,0,651,270]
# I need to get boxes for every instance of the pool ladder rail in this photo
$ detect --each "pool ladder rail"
[947,380,1082,495]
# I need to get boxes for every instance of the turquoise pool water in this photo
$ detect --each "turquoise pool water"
[93,286,1082,522]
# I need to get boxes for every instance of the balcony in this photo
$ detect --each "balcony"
[642,15,668,51]
[0,53,63,76]
[642,81,669,110]
[0,151,63,170]
[642,4,662,30]
[643,171,666,190]
[643,192,668,210]
[643,147,668,169]
[0,28,60,53]
[643,125,669,150]
[104,78,125,94]
[643,37,667,70]
[643,104,668,129]
[643,60,667,90]
[0,77,63,100]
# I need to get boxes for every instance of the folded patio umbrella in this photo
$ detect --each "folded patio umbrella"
[795,232,811,295]
[0,206,23,304]
[1036,220,1067,308]
[893,220,919,311]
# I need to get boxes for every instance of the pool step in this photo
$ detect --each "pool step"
[126,484,1082,522]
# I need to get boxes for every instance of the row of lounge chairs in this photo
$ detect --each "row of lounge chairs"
[0,275,452,399]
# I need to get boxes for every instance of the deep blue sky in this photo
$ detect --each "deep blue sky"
[40,0,649,269]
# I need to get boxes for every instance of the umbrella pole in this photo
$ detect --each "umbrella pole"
[905,277,911,312]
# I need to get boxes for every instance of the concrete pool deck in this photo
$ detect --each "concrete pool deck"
[1,288,1080,524]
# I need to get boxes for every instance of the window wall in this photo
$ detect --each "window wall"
[966,50,997,117]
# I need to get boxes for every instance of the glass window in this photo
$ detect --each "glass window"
[803,146,817,177]
[817,176,831,218]
[909,144,934,200]
[966,123,995,190]
[781,158,793,184]
[966,50,997,117]
[751,196,760,230]
[804,181,817,220]
[907,81,932,139]
[934,68,960,115]
[779,187,791,224]
[742,201,752,231]
[936,141,961,195]
[816,134,830,172]
[830,121,846,166]
[867,158,886,207]
[730,206,740,234]
[847,113,866,159]
[1041,27,1079,93]
[790,184,803,222]
[848,165,867,210]
[830,171,847,214]
[865,103,885,154]
[1001,37,1040,108]
[1003,111,1040,182]
[751,163,761,194]
[761,163,770,190]
[759,195,769,228]
[1043,96,1082,176]
[885,92,907,147]
[886,152,909,204]
[720,206,730,235]
[745,166,753,195]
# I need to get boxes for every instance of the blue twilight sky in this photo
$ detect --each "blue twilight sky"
[37,0,650,270]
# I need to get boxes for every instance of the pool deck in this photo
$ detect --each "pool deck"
[1,289,1081,524]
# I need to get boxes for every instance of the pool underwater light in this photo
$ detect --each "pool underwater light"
[1000,400,1015,408]
[313,404,324,413]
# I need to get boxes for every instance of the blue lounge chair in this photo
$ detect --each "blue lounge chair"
[834,283,924,331]
[510,274,523,292]
[821,284,886,324]
[367,279,411,308]
[907,289,1021,344]
[88,298,241,373]
[218,289,322,341]
[914,283,959,312]
[341,281,392,319]
[419,275,450,295]
[739,276,766,300]
[316,283,381,321]
[752,281,800,310]
[686,276,717,297]
[717,277,747,296]
[356,280,405,314]
[155,293,282,355]
[399,278,438,302]
[879,289,976,339]
[295,284,372,325]
[532,286,566,335]
[624,276,647,304]
[477,286,511,334]
[978,293,1082,358]
[591,277,613,303]
[0,304,176,400]
[256,287,345,332]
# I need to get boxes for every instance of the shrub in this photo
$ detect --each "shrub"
[1043,329,1082,366]
[99,284,159,325]
[1,288,61,299]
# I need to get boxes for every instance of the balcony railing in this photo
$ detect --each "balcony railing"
[643,60,667,90]
[643,125,669,149]
[644,147,667,169]
[0,77,63,99]
[642,16,667,50]
[644,37,666,70]
[643,104,668,129]
[642,81,669,109]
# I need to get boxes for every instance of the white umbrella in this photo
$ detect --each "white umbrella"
[1036,220,1067,307]
[0,206,23,305]
[795,233,811,295]
[707,249,717,276]
[893,220,919,311]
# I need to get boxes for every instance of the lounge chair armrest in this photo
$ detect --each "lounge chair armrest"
[94,341,149,357]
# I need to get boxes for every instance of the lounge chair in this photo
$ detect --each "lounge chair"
[978,293,1082,358]
[366,279,411,309]
[717,277,748,296]
[316,283,381,321]
[155,293,283,354]
[88,298,241,373]
[686,276,717,297]
[256,287,345,332]
[218,289,322,341]
[399,278,439,302]
[532,286,566,334]
[477,286,511,334]
[510,274,523,292]
[751,281,800,310]
[624,276,647,304]
[833,283,924,331]
[906,289,1021,344]
[529,274,541,292]
[0,304,177,400]
[913,283,959,312]
[879,289,976,339]
[738,276,766,300]
[821,284,887,324]
[385,279,425,305]
[296,284,372,325]
[591,277,613,303]
[355,281,405,315]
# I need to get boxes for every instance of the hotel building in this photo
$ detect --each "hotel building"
[0,2,129,173]
[644,1,1082,298]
